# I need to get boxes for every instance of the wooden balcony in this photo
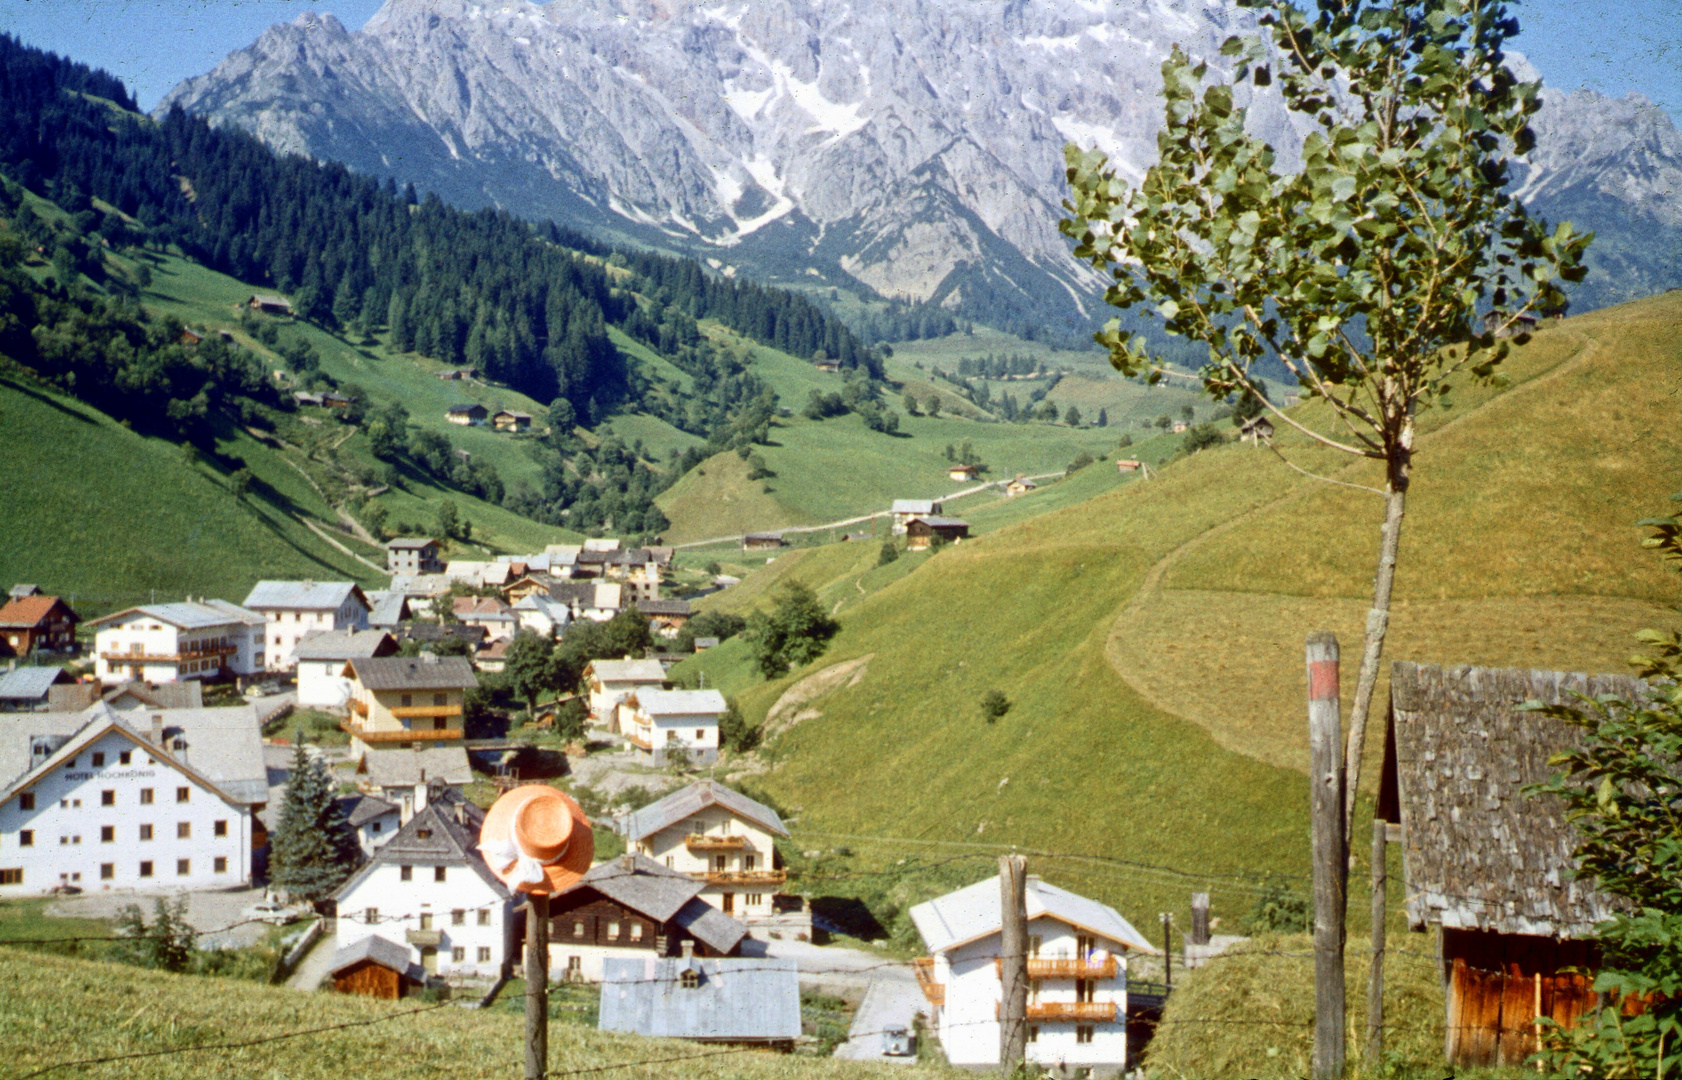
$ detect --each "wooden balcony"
[995,1001,1119,1023]
[625,730,653,751]
[699,869,787,887]
[388,703,462,720]
[99,642,236,664]
[994,956,1119,980]
[341,720,463,743]
[348,698,368,717]
[685,834,750,852]
[913,958,944,1007]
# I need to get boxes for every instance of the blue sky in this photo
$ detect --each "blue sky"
[0,0,1677,121]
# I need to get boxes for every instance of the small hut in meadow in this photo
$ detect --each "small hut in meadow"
[1377,661,1646,1068]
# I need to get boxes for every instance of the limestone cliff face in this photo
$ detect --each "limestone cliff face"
[160,0,1681,333]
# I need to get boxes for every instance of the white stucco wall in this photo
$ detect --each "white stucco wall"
[0,730,252,895]
[258,600,369,671]
[635,807,779,920]
[335,861,513,978]
[296,659,354,708]
[94,616,262,685]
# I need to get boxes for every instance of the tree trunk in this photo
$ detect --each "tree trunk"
[1342,439,1410,835]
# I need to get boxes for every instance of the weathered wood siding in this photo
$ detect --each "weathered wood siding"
[333,960,409,1000]
[1443,928,1598,1067]
[1389,662,1643,937]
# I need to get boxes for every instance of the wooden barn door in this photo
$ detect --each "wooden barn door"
[1444,929,1600,1068]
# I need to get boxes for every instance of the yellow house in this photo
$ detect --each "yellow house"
[340,654,478,757]
[621,780,808,938]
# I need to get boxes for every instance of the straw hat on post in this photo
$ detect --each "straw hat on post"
[478,785,594,896]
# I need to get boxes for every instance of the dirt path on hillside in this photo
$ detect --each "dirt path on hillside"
[1103,331,1603,770]
[671,472,1065,549]
[298,515,390,577]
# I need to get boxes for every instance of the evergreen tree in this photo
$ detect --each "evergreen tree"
[269,737,359,901]
[1096,408,1108,427]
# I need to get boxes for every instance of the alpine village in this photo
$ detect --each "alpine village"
[0,1,1678,1078]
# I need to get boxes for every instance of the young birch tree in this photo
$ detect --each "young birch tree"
[1060,0,1590,831]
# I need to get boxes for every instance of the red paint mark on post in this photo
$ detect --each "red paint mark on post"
[1308,659,1340,701]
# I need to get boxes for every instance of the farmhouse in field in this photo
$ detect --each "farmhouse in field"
[445,403,488,426]
[332,786,515,983]
[1239,415,1275,445]
[547,853,748,983]
[88,601,266,685]
[1116,459,1142,473]
[1005,476,1037,497]
[948,463,980,481]
[1378,661,1646,1069]
[598,954,801,1048]
[491,410,532,432]
[911,874,1157,1076]
[891,499,943,534]
[386,538,444,576]
[622,780,807,937]
[742,532,785,552]
[242,581,371,671]
[247,294,292,315]
[0,593,80,658]
[0,701,268,895]
[905,516,969,550]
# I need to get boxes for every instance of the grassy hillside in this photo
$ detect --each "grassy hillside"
[0,950,949,1080]
[670,293,1679,1018]
[0,376,378,612]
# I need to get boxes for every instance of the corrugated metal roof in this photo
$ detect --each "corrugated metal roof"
[910,875,1157,956]
[598,957,800,1042]
[242,581,368,612]
[294,630,396,662]
[347,655,478,691]
[0,667,70,702]
[623,781,787,844]
[628,689,726,718]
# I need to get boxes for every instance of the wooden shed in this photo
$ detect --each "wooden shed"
[742,533,785,552]
[904,516,969,550]
[1377,662,1645,1068]
[327,935,428,1000]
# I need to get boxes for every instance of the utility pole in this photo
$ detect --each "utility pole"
[1368,818,1388,1066]
[998,854,1028,1069]
[1190,893,1210,948]
[1307,631,1347,1080]
[525,893,550,1080]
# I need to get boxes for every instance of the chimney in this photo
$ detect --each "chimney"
[454,801,467,826]
[620,854,635,872]
[149,713,164,745]
[680,939,694,959]
[415,775,428,814]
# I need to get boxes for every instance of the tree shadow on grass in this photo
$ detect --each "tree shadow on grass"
[809,896,889,942]
[0,376,98,425]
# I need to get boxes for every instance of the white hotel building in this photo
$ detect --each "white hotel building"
[0,703,267,895]
[89,601,266,685]
[910,874,1157,1078]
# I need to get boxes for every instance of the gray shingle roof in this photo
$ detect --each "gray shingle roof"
[327,934,426,982]
[587,659,666,685]
[671,897,750,956]
[335,790,506,898]
[346,655,478,691]
[909,516,969,529]
[0,667,71,702]
[337,793,400,829]
[294,630,397,662]
[366,594,410,628]
[242,581,369,612]
[598,957,800,1042]
[573,854,706,924]
[385,538,438,550]
[359,746,474,788]
[88,600,264,630]
[622,781,788,844]
[627,689,726,718]
[638,600,691,616]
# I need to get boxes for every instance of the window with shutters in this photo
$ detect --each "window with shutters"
[451,947,465,963]
[478,947,492,963]
[452,909,465,926]
[478,909,491,926]
[1076,1025,1094,1045]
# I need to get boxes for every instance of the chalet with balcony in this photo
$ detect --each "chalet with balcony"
[88,601,265,685]
[445,403,488,426]
[547,853,748,983]
[618,689,725,767]
[340,654,477,758]
[622,781,807,938]
[890,499,943,534]
[910,874,1157,1076]
[640,599,691,639]
[948,463,980,481]
[0,594,80,658]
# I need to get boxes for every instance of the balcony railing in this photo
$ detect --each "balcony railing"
[913,958,944,1007]
[348,698,368,717]
[993,956,1119,980]
[625,730,653,751]
[685,834,750,851]
[699,869,787,887]
[341,720,464,743]
[388,704,462,719]
[100,642,237,663]
[995,1001,1119,1023]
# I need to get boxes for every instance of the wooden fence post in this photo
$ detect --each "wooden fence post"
[525,893,550,1080]
[998,855,1028,1070]
[1308,631,1347,1080]
[1368,818,1387,1069]
[1190,893,1211,947]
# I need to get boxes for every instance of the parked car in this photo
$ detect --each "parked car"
[243,900,296,926]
